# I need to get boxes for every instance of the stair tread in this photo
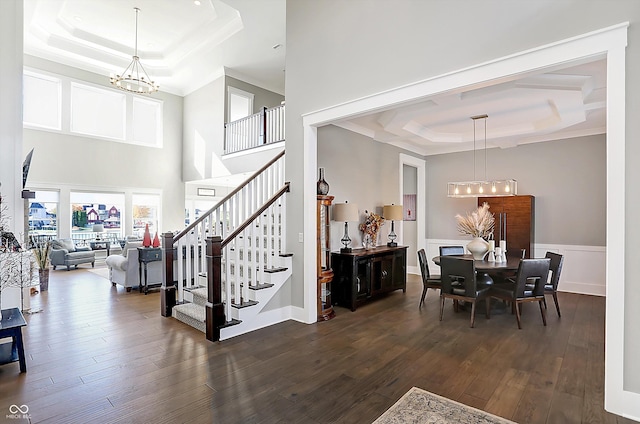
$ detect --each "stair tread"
[173,302,205,321]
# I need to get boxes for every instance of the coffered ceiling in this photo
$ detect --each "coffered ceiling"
[23,1,606,157]
[334,59,606,156]
[23,0,286,96]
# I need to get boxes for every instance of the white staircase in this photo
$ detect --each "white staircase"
[172,254,292,338]
[163,151,291,341]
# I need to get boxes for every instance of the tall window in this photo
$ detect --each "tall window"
[70,192,124,243]
[132,194,160,238]
[23,71,62,130]
[228,86,254,122]
[70,83,126,140]
[28,191,59,241]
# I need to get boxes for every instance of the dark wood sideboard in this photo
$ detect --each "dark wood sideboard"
[331,245,407,311]
[478,195,535,259]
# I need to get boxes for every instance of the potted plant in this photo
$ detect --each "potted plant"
[32,238,51,291]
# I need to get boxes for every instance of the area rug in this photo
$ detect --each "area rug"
[373,387,516,424]
[87,267,110,280]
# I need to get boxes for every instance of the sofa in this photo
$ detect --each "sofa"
[105,240,162,292]
[50,238,96,270]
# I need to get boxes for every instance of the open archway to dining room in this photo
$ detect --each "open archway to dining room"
[304,23,629,418]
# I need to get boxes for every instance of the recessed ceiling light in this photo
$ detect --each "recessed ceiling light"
[194,0,201,5]
[74,16,82,22]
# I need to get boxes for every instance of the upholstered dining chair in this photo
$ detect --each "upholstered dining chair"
[544,251,565,317]
[439,256,491,328]
[439,245,465,256]
[417,249,441,308]
[490,258,551,329]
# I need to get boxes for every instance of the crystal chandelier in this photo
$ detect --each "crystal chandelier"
[447,115,517,197]
[109,7,159,94]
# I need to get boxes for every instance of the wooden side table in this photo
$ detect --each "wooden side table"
[137,247,162,294]
[0,308,27,373]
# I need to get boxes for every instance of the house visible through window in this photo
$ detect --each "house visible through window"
[70,192,124,243]
[28,190,59,241]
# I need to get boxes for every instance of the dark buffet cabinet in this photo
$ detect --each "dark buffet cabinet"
[331,245,407,311]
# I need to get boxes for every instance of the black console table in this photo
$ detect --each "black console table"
[331,245,407,311]
[0,308,27,373]
[137,247,162,294]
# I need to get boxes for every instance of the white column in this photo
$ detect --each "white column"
[0,0,24,235]
[0,0,25,309]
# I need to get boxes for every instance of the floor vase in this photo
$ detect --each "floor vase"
[39,268,49,291]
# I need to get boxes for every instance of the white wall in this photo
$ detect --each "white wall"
[286,0,640,418]
[0,0,24,309]
[22,56,185,232]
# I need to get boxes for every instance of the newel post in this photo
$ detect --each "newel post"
[206,236,225,342]
[161,232,176,317]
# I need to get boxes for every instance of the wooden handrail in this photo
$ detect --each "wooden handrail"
[221,182,290,249]
[173,150,285,243]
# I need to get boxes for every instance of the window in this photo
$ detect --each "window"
[132,194,160,238]
[28,191,59,241]
[70,192,124,243]
[133,98,162,146]
[23,70,163,147]
[23,72,62,130]
[228,86,254,122]
[70,83,126,140]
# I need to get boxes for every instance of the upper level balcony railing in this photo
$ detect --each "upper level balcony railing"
[224,103,285,155]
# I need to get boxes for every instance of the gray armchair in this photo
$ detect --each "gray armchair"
[50,239,96,271]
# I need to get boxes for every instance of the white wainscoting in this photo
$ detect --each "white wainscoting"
[425,239,606,297]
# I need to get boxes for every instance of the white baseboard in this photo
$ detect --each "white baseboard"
[425,239,606,297]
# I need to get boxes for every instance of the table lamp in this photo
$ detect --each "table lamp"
[93,224,105,240]
[333,201,359,253]
[383,204,403,247]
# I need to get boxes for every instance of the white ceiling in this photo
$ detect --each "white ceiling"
[23,0,606,158]
[24,0,286,96]
[334,59,607,156]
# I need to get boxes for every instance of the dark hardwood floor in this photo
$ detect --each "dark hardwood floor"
[0,266,635,423]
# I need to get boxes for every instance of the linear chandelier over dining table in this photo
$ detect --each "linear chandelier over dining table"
[447,114,517,198]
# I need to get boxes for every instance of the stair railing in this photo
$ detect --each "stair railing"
[161,151,285,318]
[205,181,290,341]
[224,104,285,155]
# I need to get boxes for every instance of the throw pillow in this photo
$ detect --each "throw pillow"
[52,238,76,252]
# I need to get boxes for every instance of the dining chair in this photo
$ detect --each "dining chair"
[490,258,551,329]
[417,249,441,308]
[544,251,564,317]
[439,245,465,256]
[439,256,491,328]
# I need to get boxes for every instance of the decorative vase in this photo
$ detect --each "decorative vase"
[39,268,49,291]
[317,167,329,195]
[143,223,152,247]
[152,232,160,248]
[467,237,490,260]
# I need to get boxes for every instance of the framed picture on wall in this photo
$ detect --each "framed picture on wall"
[403,194,416,221]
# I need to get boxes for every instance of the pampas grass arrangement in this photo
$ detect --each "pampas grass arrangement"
[455,202,495,238]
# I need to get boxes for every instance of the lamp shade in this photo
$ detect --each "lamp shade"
[383,204,403,221]
[333,202,358,222]
[92,224,105,233]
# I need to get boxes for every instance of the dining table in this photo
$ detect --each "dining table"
[432,254,521,285]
